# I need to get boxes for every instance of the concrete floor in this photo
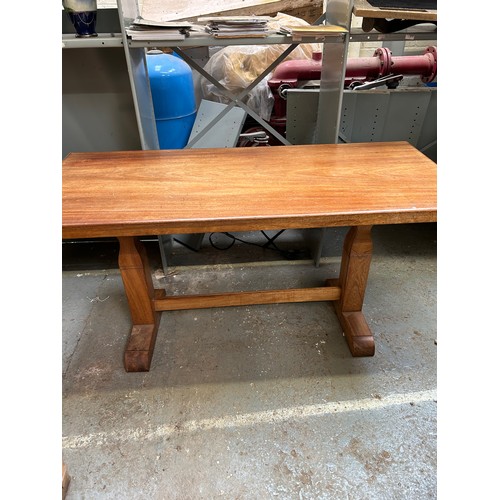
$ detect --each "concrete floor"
[62,223,437,499]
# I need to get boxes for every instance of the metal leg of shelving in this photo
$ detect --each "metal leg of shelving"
[117,0,159,150]
[315,0,353,145]
[309,0,353,265]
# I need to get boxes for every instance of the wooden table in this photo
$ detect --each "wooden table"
[62,142,437,372]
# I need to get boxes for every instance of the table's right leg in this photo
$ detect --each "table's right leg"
[118,237,160,372]
[328,225,375,356]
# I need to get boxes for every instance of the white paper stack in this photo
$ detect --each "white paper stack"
[126,17,192,40]
[199,16,272,38]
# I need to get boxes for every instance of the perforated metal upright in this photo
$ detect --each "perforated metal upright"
[117,0,159,150]
[315,0,353,144]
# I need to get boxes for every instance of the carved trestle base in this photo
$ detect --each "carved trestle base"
[118,225,375,372]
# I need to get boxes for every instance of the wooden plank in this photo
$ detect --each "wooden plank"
[154,286,342,311]
[141,0,281,22]
[353,0,437,21]
[62,142,437,239]
[217,0,324,24]
[279,6,323,24]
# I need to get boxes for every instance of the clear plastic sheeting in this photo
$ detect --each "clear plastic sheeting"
[200,13,322,121]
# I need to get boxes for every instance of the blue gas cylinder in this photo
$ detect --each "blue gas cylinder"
[146,50,196,149]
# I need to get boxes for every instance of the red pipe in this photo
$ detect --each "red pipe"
[268,46,437,88]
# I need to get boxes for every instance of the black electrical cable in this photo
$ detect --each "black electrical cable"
[208,232,237,251]
[208,231,309,260]
[209,232,275,252]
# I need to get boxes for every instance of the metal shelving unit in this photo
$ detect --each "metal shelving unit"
[62,8,142,158]
[115,0,354,150]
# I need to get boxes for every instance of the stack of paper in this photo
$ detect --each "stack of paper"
[199,16,272,39]
[126,17,192,40]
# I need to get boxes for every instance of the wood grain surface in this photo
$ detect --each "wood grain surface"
[141,0,280,22]
[62,142,437,239]
[353,0,437,21]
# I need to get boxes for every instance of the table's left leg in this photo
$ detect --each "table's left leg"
[118,237,160,372]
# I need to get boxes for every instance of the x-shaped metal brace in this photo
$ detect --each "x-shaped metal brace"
[173,44,300,147]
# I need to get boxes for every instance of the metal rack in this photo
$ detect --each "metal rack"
[114,0,353,150]
[62,8,141,159]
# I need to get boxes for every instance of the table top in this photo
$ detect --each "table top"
[62,142,437,239]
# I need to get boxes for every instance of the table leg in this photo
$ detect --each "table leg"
[118,237,160,372]
[328,225,375,356]
[62,463,70,499]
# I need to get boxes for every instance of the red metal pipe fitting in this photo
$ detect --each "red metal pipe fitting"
[268,46,437,89]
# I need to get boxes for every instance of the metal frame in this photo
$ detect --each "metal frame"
[62,33,123,48]
[176,44,299,147]
[286,86,437,160]
[116,0,351,150]
[315,0,353,144]
[117,0,159,150]
[349,26,437,43]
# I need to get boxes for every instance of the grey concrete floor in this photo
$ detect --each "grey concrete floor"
[62,223,437,499]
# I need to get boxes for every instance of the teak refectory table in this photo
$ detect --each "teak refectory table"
[62,142,437,372]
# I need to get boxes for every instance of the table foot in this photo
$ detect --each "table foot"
[124,323,159,372]
[119,237,160,372]
[326,278,375,356]
[336,309,375,357]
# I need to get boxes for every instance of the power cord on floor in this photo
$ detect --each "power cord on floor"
[208,231,309,260]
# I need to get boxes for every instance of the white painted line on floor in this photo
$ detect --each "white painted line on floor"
[62,388,436,449]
